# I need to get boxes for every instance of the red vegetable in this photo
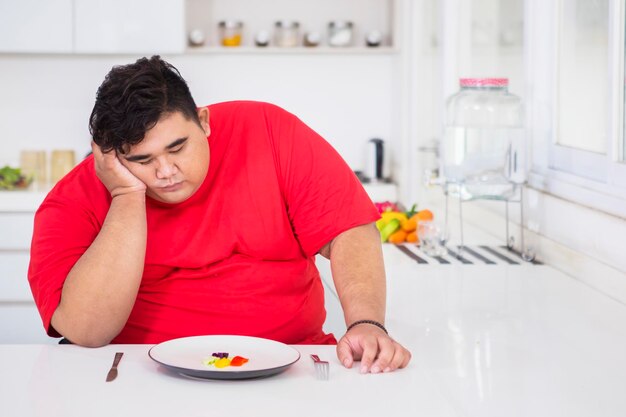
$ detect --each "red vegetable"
[230,356,249,367]
[374,201,399,214]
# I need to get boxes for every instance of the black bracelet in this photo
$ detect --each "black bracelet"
[346,319,388,335]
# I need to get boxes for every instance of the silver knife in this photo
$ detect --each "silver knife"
[106,352,124,382]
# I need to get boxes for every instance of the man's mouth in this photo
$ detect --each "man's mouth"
[159,182,183,192]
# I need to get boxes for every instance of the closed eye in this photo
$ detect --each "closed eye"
[170,145,184,154]
[126,137,187,165]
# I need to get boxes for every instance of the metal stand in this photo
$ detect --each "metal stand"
[444,183,535,262]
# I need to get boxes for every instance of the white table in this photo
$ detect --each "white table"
[3,244,626,416]
[0,343,443,417]
[0,345,444,417]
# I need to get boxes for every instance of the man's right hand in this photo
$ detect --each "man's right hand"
[91,141,146,198]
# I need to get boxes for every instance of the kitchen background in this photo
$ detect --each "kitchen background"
[1,0,625,342]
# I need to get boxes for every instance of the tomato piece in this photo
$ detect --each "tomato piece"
[229,356,249,366]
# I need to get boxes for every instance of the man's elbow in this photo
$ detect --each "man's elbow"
[71,335,112,348]
[51,311,115,348]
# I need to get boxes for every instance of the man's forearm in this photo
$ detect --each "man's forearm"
[51,192,147,347]
[327,223,387,326]
[329,223,412,373]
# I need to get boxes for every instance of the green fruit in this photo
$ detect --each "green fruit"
[380,218,400,242]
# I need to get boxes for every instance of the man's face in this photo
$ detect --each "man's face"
[120,108,210,204]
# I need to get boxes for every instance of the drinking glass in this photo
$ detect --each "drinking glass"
[417,220,447,257]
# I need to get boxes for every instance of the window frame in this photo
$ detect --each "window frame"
[527,0,626,218]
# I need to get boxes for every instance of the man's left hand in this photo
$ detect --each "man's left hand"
[336,324,411,374]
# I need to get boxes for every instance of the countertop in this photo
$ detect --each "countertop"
[3,242,626,416]
[0,189,48,212]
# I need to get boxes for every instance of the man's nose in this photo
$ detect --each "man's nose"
[155,157,178,179]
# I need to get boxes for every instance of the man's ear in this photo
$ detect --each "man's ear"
[197,107,210,136]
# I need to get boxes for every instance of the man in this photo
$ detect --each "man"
[28,56,411,374]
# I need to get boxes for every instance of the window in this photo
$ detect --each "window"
[527,0,626,217]
[552,0,611,183]
[558,0,608,156]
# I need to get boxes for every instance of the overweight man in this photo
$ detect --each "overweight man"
[28,56,411,374]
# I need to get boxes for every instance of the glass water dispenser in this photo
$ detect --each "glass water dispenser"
[440,78,534,261]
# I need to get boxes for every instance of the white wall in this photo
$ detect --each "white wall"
[0,53,396,174]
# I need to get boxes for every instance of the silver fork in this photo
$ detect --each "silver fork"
[310,354,329,380]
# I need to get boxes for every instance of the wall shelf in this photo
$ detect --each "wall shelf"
[184,46,399,55]
[185,0,398,52]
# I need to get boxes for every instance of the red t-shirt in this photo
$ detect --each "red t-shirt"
[28,101,379,345]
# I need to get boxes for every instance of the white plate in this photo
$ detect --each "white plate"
[148,335,301,380]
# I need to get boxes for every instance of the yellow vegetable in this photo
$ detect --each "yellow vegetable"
[214,357,231,368]
[380,211,408,224]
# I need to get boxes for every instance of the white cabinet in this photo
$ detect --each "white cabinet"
[0,253,31,301]
[0,0,186,55]
[74,0,185,54]
[0,304,55,344]
[0,209,36,303]
[0,213,35,250]
[0,191,53,344]
[0,0,73,53]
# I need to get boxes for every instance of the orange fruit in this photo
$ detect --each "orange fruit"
[401,218,417,233]
[387,229,407,244]
[406,231,418,243]
[416,209,434,222]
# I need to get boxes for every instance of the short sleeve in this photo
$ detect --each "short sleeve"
[28,185,103,337]
[265,104,380,257]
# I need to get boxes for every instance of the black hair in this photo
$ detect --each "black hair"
[89,55,200,153]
